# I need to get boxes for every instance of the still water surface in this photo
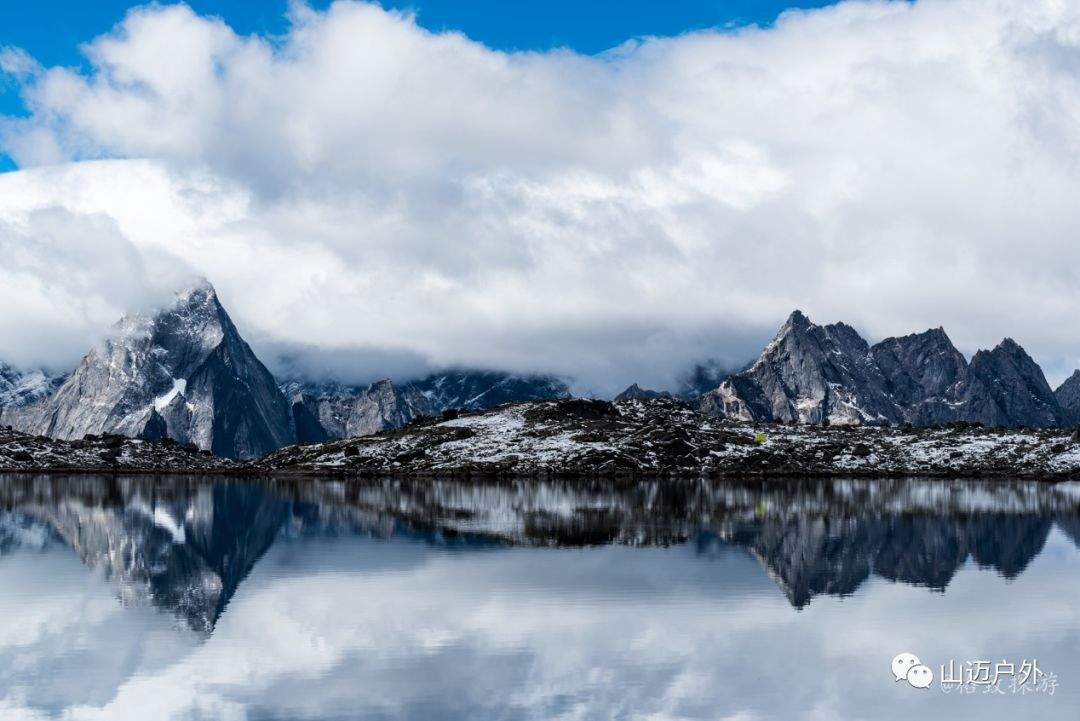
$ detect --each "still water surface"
[1,474,1079,720]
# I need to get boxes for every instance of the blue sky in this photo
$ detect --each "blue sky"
[0,1,835,118]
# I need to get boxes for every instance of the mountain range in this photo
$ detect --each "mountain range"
[0,280,570,457]
[280,369,571,444]
[4,286,1080,459]
[697,310,1080,428]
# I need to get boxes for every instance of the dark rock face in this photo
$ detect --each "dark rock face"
[614,384,672,402]
[0,281,293,459]
[290,393,331,444]
[1056,370,1080,425]
[701,311,1068,427]
[870,328,975,425]
[283,370,570,441]
[966,339,1068,428]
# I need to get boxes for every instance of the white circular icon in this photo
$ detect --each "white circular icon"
[907,664,934,689]
[891,652,921,682]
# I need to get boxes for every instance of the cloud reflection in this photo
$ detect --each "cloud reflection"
[1,475,1078,720]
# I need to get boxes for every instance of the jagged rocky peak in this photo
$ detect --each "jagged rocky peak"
[700,311,1069,428]
[1055,370,1080,425]
[1,279,293,459]
[614,384,672,402]
[871,327,962,388]
[869,326,974,425]
[968,338,1068,428]
[700,310,898,426]
[0,361,67,408]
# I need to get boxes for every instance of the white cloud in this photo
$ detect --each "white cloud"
[3,0,1080,391]
[0,47,40,80]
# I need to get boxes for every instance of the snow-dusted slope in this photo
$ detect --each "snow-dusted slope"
[0,426,234,472]
[1,281,293,459]
[252,397,1080,479]
[0,362,67,408]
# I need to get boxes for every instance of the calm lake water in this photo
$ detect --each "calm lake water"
[2,474,1079,721]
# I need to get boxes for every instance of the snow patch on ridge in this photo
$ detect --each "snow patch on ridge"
[154,378,187,411]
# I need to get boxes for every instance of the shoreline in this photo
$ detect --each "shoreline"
[7,398,1080,481]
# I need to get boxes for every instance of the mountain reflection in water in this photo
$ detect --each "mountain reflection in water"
[2,474,1080,721]
[2,475,1079,627]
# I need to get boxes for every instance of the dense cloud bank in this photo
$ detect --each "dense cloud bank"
[2,0,1080,393]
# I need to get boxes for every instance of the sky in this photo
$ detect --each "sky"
[0,1,836,167]
[2,0,1080,394]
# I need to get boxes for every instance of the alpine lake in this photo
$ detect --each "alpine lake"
[1,473,1079,720]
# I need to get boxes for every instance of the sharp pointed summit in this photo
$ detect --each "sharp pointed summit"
[1,280,293,458]
[700,310,897,425]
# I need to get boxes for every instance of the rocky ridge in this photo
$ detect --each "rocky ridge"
[283,370,570,442]
[288,378,435,443]
[0,426,233,472]
[613,383,672,402]
[701,310,1074,428]
[412,369,571,410]
[250,397,1080,479]
[8,396,1080,479]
